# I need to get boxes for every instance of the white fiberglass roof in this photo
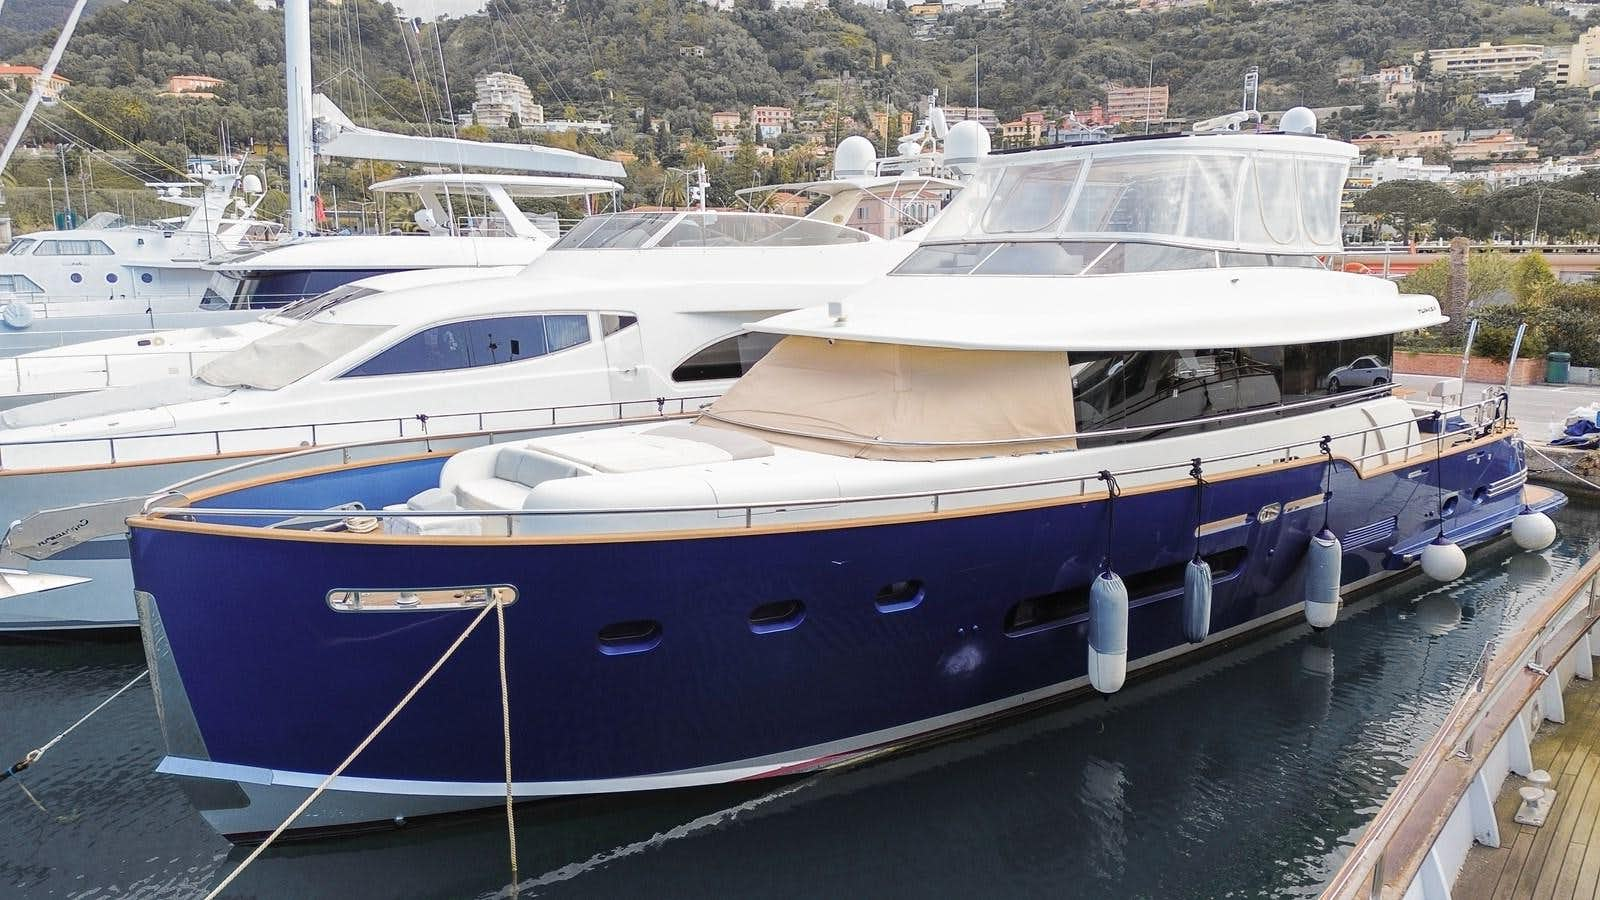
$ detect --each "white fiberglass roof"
[752,267,1444,352]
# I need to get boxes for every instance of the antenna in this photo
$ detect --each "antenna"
[1145,56,1154,135]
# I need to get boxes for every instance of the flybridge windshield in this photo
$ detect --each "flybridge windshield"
[926,146,1351,254]
[551,212,869,249]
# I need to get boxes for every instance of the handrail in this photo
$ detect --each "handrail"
[147,397,1508,523]
[0,395,721,471]
[1322,554,1600,900]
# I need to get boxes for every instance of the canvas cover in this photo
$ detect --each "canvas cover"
[699,336,1079,461]
[197,321,389,390]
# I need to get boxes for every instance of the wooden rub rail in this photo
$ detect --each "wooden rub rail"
[1322,555,1600,900]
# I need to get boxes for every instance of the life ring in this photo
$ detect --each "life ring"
[1,301,35,329]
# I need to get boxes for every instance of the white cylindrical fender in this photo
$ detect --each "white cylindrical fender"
[1088,571,1128,694]
[1420,536,1468,582]
[1181,557,1212,644]
[1511,509,1557,552]
[1304,528,1342,630]
[2,301,34,329]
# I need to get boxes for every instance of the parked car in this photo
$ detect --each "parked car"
[1327,355,1392,392]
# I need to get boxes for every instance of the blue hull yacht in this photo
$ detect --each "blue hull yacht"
[117,116,1564,839]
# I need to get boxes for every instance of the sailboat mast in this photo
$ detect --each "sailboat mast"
[284,0,316,237]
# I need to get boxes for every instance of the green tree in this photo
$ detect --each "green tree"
[1508,252,1557,305]
[1354,179,1455,241]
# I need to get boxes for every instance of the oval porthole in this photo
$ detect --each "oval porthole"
[875,580,925,613]
[597,619,662,656]
[140,272,153,284]
[69,272,82,283]
[1442,496,1459,517]
[106,272,118,284]
[1472,487,1488,507]
[748,599,805,634]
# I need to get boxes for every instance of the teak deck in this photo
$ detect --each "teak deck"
[1455,674,1600,900]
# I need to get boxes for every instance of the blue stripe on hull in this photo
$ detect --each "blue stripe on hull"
[131,436,1553,797]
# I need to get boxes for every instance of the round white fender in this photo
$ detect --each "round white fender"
[1511,508,1557,552]
[1420,536,1468,582]
[1304,528,1342,630]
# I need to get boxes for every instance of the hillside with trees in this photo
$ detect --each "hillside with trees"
[3,0,1600,226]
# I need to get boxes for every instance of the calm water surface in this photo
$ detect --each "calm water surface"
[3,500,1598,899]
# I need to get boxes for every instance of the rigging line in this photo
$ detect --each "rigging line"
[50,97,194,180]
[2,670,148,783]
[487,0,571,107]
[0,95,174,186]
[398,17,436,136]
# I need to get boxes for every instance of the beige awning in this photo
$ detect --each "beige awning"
[699,336,1078,461]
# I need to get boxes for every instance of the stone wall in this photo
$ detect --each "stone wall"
[1394,350,1543,386]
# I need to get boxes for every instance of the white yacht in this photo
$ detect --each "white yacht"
[0,266,519,409]
[0,174,279,355]
[0,207,946,631]
[196,173,619,312]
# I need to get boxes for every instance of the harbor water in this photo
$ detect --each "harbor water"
[3,499,1598,899]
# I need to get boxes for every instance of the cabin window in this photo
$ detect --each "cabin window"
[343,314,592,378]
[875,580,925,613]
[553,212,678,249]
[32,239,113,256]
[893,242,1000,275]
[974,241,1106,276]
[6,239,35,255]
[1068,335,1394,441]
[748,599,806,633]
[672,331,782,382]
[229,269,403,310]
[597,620,663,655]
[0,274,43,293]
[601,313,638,336]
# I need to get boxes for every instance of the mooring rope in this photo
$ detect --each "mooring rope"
[1529,443,1600,494]
[495,595,519,895]
[205,595,516,899]
[2,669,147,784]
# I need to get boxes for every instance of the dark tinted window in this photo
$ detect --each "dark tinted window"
[233,269,402,309]
[1070,335,1393,441]
[343,315,592,378]
[601,314,638,336]
[672,331,782,382]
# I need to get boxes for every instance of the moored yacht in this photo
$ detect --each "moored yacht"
[0,174,280,355]
[103,118,1565,838]
[0,267,520,409]
[0,205,942,632]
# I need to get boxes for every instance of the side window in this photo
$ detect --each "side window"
[343,322,474,377]
[672,332,781,382]
[466,316,547,364]
[32,240,113,256]
[601,314,638,336]
[545,314,591,352]
[343,315,593,378]
[0,274,43,293]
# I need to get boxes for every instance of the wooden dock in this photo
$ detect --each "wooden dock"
[1455,674,1600,900]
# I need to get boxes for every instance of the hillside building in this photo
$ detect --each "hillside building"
[161,74,224,99]
[941,105,999,130]
[471,71,542,129]
[1105,84,1169,125]
[1417,42,1548,80]
[0,64,69,101]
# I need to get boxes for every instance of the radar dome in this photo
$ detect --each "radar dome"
[241,173,264,194]
[1280,106,1318,135]
[833,135,878,179]
[896,138,922,158]
[944,120,992,178]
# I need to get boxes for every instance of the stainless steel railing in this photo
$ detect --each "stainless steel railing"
[146,395,1511,527]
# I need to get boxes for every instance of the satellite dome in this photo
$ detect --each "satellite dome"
[1280,106,1318,135]
[833,135,877,179]
[241,173,264,194]
[944,120,992,178]
[896,138,922,158]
